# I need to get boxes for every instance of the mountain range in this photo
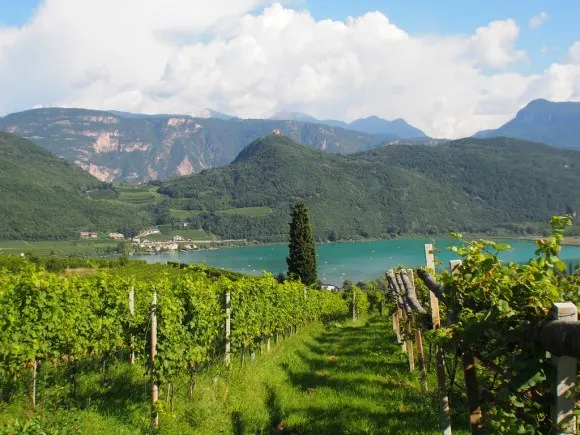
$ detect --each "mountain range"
[1,130,578,241]
[0,99,579,184]
[158,135,580,242]
[269,112,427,138]
[0,108,401,182]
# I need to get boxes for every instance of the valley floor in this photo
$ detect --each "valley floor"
[0,316,470,434]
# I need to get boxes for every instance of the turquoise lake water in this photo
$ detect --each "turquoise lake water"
[136,238,580,285]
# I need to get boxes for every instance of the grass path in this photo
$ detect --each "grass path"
[0,316,469,434]
[191,315,469,434]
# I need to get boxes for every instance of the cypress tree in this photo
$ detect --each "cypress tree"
[286,201,317,285]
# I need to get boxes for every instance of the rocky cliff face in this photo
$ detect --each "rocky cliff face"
[0,108,384,182]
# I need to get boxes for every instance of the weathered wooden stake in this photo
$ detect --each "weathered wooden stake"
[407,269,427,389]
[31,360,37,408]
[449,260,483,434]
[406,318,415,372]
[551,302,577,434]
[462,349,483,434]
[267,337,271,352]
[393,311,402,344]
[129,286,135,365]
[399,307,406,353]
[225,292,231,367]
[353,289,357,320]
[415,329,428,392]
[151,292,159,428]
[425,243,452,435]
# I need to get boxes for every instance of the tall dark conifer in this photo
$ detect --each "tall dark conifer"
[286,201,317,285]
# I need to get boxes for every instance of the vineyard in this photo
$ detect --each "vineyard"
[0,216,578,434]
[0,258,349,432]
[384,216,579,434]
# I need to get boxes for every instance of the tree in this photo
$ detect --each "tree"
[286,202,317,285]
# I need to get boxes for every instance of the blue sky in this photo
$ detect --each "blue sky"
[1,0,576,74]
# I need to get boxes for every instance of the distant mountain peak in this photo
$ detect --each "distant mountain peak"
[269,111,319,123]
[348,116,427,138]
[269,111,427,138]
[193,108,236,120]
[473,99,580,150]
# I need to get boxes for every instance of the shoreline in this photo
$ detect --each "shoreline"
[1,233,579,258]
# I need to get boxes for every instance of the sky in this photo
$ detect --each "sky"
[0,0,579,138]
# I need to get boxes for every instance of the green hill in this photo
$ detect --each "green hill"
[159,135,580,241]
[0,132,151,239]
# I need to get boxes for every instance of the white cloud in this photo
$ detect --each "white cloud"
[0,2,579,138]
[529,12,550,29]
[568,41,580,64]
[470,19,526,68]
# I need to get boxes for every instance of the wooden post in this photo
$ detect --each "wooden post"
[31,360,37,408]
[462,349,483,434]
[151,292,159,429]
[225,292,231,367]
[449,260,462,275]
[415,329,428,392]
[425,243,452,435]
[551,302,577,434]
[129,286,135,365]
[406,318,415,372]
[353,288,357,320]
[267,337,271,352]
[408,269,428,392]
[449,260,482,434]
[398,307,406,353]
[393,311,402,343]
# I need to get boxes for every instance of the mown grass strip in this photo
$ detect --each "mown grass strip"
[0,316,469,434]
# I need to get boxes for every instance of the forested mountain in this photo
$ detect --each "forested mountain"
[0,108,388,182]
[158,135,580,241]
[474,99,580,150]
[0,132,150,240]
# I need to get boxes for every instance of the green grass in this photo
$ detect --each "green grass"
[114,183,162,205]
[169,209,202,220]
[87,190,120,200]
[0,239,119,256]
[218,207,273,217]
[0,316,469,434]
[168,207,272,220]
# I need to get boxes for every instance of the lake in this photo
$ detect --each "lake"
[136,238,580,285]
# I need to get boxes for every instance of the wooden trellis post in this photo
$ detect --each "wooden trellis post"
[551,302,577,434]
[425,244,452,435]
[393,310,401,343]
[225,292,231,366]
[129,286,135,365]
[408,269,428,392]
[398,307,406,353]
[151,292,159,428]
[353,288,357,320]
[388,268,406,353]
[31,360,37,408]
[450,260,483,434]
[406,317,415,372]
